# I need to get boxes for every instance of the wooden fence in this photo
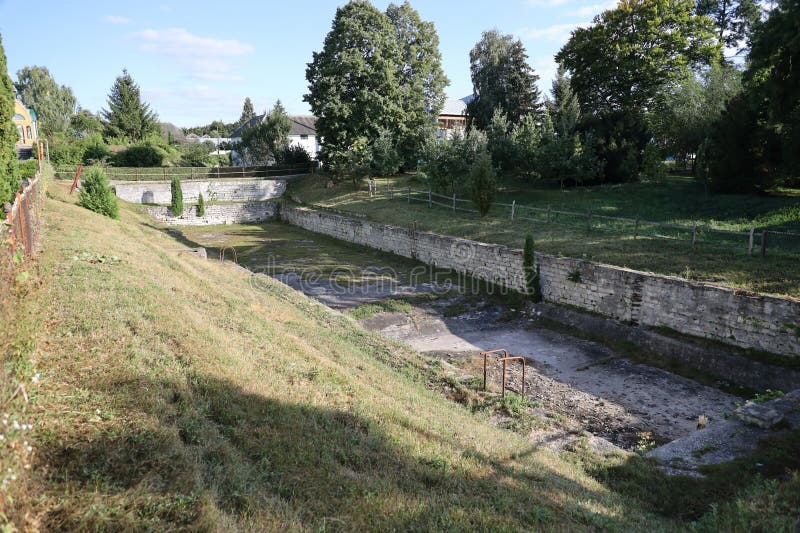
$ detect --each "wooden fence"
[54,163,314,181]
[376,184,800,257]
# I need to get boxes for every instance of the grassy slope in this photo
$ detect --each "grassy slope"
[5,181,677,530]
[288,174,800,298]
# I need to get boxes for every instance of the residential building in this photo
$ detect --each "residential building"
[438,95,472,139]
[12,91,38,159]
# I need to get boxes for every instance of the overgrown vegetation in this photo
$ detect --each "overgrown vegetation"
[0,34,19,204]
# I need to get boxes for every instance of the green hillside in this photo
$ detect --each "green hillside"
[2,179,797,531]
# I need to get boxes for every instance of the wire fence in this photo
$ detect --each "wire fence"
[3,169,45,267]
[375,184,800,257]
[54,163,315,181]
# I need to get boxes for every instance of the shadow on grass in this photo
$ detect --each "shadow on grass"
[36,373,634,531]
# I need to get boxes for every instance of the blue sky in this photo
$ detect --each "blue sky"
[0,0,612,127]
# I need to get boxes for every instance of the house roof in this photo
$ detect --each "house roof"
[231,114,317,138]
[440,95,473,117]
[289,115,316,136]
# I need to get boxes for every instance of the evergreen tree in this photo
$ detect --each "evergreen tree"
[14,66,78,136]
[237,97,256,126]
[197,192,205,217]
[386,1,449,167]
[0,34,19,205]
[305,1,404,173]
[550,65,580,138]
[78,168,119,219]
[102,69,158,142]
[469,149,496,217]
[170,175,183,216]
[466,30,542,131]
[239,101,291,165]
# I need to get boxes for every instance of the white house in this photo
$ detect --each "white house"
[230,114,320,165]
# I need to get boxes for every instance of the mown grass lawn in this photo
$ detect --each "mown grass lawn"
[2,177,798,531]
[288,174,800,298]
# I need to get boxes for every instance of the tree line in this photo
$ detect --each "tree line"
[305,0,798,212]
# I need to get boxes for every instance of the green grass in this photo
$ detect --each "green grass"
[346,298,414,319]
[288,174,800,298]
[3,179,798,530]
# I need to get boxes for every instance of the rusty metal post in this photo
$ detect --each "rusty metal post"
[70,165,83,195]
[501,359,507,398]
[481,349,509,392]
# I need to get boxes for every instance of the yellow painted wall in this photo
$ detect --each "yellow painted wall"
[13,99,38,146]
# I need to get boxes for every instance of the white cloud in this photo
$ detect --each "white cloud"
[527,0,573,6]
[104,15,132,24]
[131,28,254,82]
[517,22,589,41]
[133,28,255,57]
[568,1,617,17]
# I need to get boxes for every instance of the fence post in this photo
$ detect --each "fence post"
[217,166,221,179]
[761,230,767,257]
[546,206,551,224]
[191,167,194,180]
[428,189,432,208]
[452,193,456,212]
[634,217,639,239]
[691,223,697,250]
[511,200,516,220]
[748,226,755,256]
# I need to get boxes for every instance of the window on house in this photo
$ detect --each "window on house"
[26,126,32,140]
[17,125,24,142]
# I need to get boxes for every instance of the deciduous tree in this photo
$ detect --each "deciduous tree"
[305,1,403,172]
[466,30,542,130]
[695,0,761,55]
[386,1,448,167]
[14,65,77,136]
[556,0,719,114]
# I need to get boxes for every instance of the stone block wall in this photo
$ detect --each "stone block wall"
[147,202,279,226]
[282,206,800,357]
[115,179,286,204]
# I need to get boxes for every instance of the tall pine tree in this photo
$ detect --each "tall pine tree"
[102,69,158,142]
[386,1,448,168]
[0,34,19,205]
[466,30,542,131]
[237,97,256,126]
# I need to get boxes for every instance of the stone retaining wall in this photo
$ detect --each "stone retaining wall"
[115,179,286,204]
[282,205,800,358]
[147,202,279,226]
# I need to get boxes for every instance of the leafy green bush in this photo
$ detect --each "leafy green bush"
[276,144,312,166]
[112,139,167,167]
[81,133,110,164]
[423,130,488,195]
[17,160,39,180]
[369,129,401,178]
[170,175,183,216]
[468,149,496,217]
[641,142,667,183]
[180,142,212,167]
[78,167,119,219]
[197,192,205,217]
